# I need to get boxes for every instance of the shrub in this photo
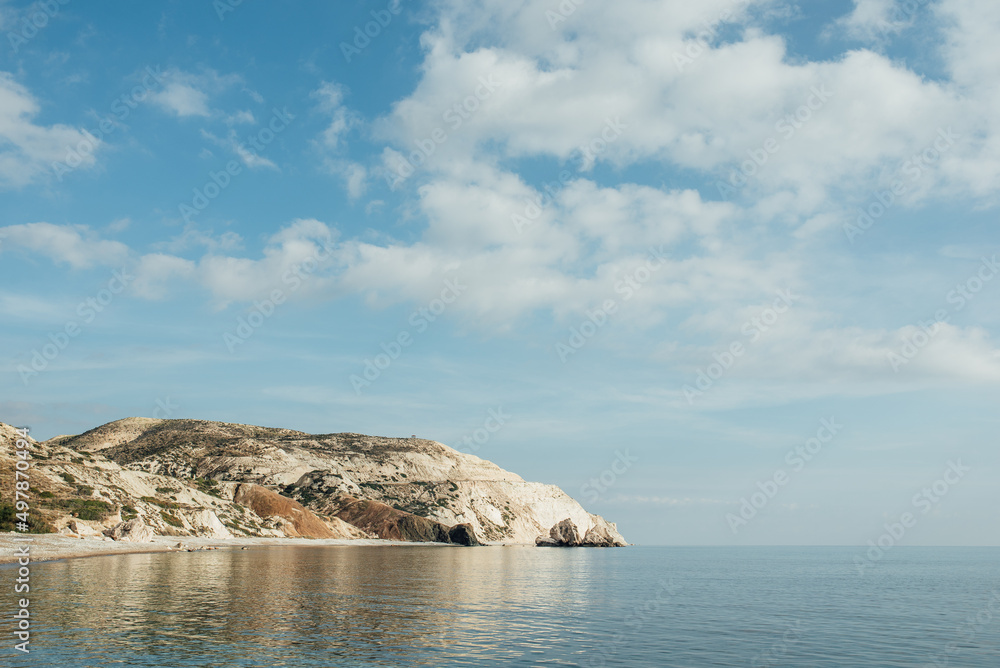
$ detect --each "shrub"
[160,511,184,528]
[60,472,77,484]
[0,503,55,533]
[193,477,221,498]
[47,498,112,521]
[140,496,180,510]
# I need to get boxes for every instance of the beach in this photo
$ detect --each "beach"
[0,532,460,565]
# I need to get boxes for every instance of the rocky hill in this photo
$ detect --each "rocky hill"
[0,418,626,547]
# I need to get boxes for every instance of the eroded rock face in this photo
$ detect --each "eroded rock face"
[104,518,153,543]
[233,483,363,539]
[448,523,482,546]
[536,516,627,547]
[582,515,627,547]
[551,518,582,545]
[311,495,481,545]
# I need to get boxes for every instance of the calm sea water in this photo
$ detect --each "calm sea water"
[5,546,1000,667]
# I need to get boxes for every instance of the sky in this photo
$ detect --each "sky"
[1,0,998,547]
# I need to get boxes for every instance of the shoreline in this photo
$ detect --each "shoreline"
[0,533,518,565]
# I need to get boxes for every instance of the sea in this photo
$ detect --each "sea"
[5,545,1000,667]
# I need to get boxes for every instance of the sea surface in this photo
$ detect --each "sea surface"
[5,545,1000,667]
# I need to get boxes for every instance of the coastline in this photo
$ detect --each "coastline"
[0,533,503,565]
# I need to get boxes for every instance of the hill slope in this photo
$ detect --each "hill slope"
[1,418,626,546]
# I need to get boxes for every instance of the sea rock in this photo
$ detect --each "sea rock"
[536,517,626,547]
[103,518,154,543]
[547,518,583,546]
[447,523,482,546]
[582,515,627,547]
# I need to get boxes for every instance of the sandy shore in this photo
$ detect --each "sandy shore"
[0,533,473,565]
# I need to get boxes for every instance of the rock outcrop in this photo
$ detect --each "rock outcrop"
[316,495,479,545]
[536,517,628,547]
[104,518,154,543]
[232,483,367,539]
[582,515,628,547]
[448,523,482,546]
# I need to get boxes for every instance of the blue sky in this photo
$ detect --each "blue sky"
[2,0,999,546]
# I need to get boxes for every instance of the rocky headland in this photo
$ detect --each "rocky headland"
[0,418,626,551]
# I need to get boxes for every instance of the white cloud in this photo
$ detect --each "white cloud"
[196,218,339,307]
[376,0,996,219]
[105,217,132,233]
[0,72,102,188]
[201,128,278,171]
[151,224,243,254]
[133,254,196,300]
[312,81,355,150]
[835,0,911,41]
[311,82,367,196]
[148,69,242,118]
[225,110,255,125]
[233,141,278,170]
[0,222,129,268]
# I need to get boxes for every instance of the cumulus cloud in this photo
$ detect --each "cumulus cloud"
[0,73,102,188]
[376,0,995,219]
[0,222,129,268]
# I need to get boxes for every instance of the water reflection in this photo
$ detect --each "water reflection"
[12,546,1000,667]
[23,546,621,667]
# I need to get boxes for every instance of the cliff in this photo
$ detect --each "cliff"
[0,418,626,547]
